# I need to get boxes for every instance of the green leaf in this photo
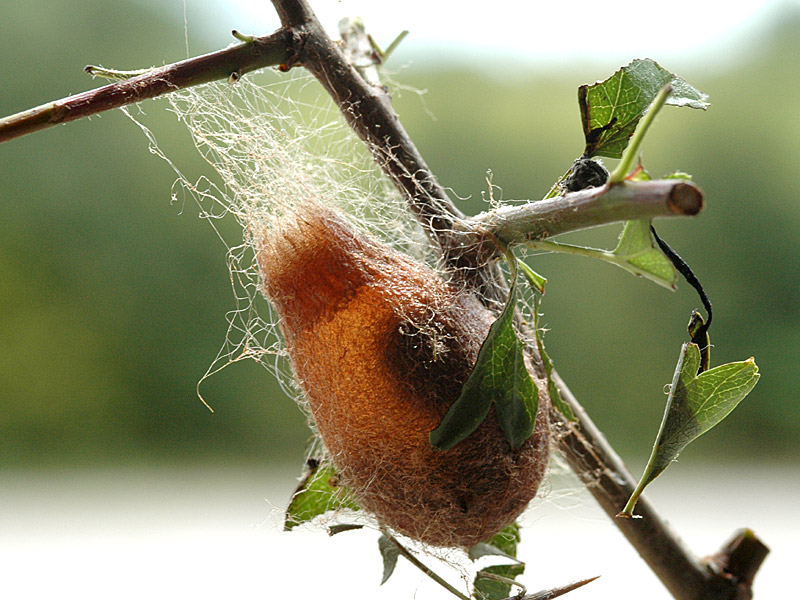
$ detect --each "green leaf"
[429,261,539,451]
[471,524,525,599]
[474,564,526,600]
[580,58,709,158]
[378,534,401,585]
[284,461,360,531]
[619,343,759,517]
[611,219,677,289]
[530,208,676,289]
[469,522,522,561]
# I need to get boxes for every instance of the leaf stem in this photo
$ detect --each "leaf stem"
[527,237,678,290]
[609,84,673,184]
[528,240,614,261]
[370,29,409,62]
[476,569,527,595]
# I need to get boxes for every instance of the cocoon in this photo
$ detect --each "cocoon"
[257,202,550,547]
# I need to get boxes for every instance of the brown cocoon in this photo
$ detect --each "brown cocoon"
[258,203,550,548]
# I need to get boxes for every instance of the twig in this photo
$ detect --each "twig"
[0,29,293,144]
[511,575,600,600]
[469,179,703,249]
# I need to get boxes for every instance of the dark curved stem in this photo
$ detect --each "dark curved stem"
[651,225,714,370]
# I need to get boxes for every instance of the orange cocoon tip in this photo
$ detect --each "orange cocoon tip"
[257,203,550,548]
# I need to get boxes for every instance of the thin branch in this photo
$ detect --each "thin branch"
[273,0,467,245]
[0,29,294,144]
[608,84,673,184]
[469,179,703,249]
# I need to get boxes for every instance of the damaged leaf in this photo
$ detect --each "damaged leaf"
[580,58,709,158]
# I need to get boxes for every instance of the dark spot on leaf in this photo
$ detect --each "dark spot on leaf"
[584,117,618,156]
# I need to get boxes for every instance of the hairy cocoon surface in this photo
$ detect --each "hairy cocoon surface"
[257,202,550,548]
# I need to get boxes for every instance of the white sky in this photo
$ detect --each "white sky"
[220,0,797,70]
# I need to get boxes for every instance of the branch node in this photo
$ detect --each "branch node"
[278,27,307,72]
[706,528,770,591]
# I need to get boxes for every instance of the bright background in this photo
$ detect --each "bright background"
[1,0,798,598]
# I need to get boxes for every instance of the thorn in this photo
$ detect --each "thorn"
[231,29,255,43]
[84,64,151,81]
[517,576,600,600]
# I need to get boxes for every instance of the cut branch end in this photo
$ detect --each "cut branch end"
[668,181,704,216]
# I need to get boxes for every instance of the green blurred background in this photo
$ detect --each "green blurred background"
[1,0,798,475]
